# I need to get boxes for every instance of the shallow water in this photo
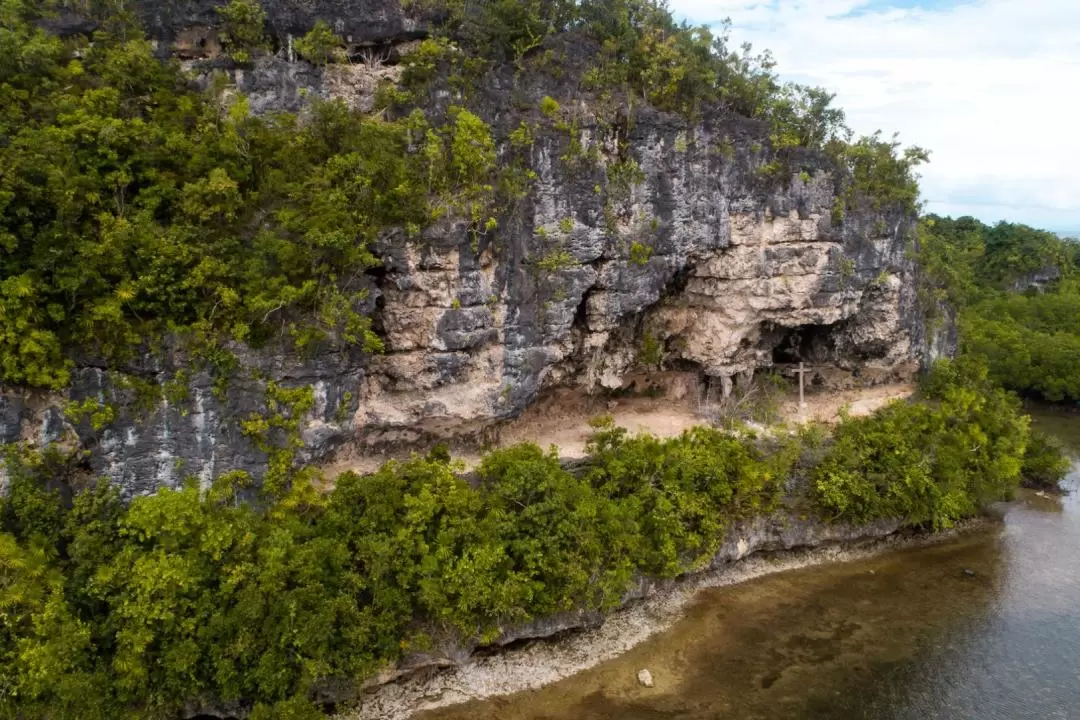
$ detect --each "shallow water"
[421,412,1080,720]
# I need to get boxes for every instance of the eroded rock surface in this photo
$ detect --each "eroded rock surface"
[46,0,421,51]
[1,11,954,495]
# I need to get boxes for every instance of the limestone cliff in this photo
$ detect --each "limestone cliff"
[0,2,954,495]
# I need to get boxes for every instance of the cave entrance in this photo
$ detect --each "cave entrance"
[769,323,838,366]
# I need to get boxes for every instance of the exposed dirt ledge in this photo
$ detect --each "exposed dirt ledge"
[341,515,994,720]
[323,380,917,476]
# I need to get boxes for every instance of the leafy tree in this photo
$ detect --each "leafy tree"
[217,0,268,63]
[294,20,342,66]
[478,444,634,614]
[1021,430,1072,490]
[768,84,850,149]
[813,357,1030,528]
[583,420,781,575]
[836,132,929,215]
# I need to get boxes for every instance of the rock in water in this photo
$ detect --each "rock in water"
[637,669,655,688]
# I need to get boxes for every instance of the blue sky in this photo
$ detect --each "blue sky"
[667,0,1080,233]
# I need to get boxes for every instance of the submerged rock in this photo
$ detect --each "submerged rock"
[637,668,655,688]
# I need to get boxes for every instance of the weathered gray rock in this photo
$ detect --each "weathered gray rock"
[45,0,422,47]
[1011,265,1062,293]
[0,25,953,496]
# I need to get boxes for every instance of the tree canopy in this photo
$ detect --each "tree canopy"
[0,366,1050,718]
[0,0,507,388]
[918,214,1080,402]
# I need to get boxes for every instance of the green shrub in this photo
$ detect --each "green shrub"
[294,20,342,66]
[638,331,663,366]
[583,421,782,575]
[536,248,577,272]
[1021,430,1071,490]
[0,446,68,547]
[217,0,268,62]
[477,444,635,614]
[539,95,560,117]
[630,240,653,266]
[813,359,1030,528]
[835,132,928,214]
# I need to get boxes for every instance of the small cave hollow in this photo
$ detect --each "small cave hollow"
[366,265,389,337]
[572,291,590,332]
[769,323,839,367]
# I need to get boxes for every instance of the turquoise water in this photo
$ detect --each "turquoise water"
[422,412,1080,720]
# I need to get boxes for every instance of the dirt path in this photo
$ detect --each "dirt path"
[321,382,916,478]
[780,382,917,426]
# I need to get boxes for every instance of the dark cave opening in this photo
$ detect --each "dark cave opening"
[572,291,590,331]
[769,323,838,366]
[366,265,389,337]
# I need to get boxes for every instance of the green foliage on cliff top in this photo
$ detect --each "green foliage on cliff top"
[430,0,843,131]
[0,1,503,389]
[409,0,922,210]
[0,363,1051,718]
[836,132,929,215]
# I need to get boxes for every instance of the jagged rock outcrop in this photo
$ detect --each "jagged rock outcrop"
[46,0,422,50]
[1,7,954,496]
[1010,265,1062,293]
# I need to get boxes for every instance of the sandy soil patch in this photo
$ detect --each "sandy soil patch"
[322,382,916,477]
[782,382,916,425]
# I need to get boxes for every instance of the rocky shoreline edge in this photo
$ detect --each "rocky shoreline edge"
[342,513,995,720]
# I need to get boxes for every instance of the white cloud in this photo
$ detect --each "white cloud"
[667,0,1080,230]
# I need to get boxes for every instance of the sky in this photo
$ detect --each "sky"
[667,0,1080,233]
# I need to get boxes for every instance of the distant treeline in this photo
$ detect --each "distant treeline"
[918,214,1080,403]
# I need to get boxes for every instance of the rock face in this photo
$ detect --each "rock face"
[47,0,421,50]
[1,10,954,496]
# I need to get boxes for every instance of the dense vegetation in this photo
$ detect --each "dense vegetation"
[918,215,1080,403]
[0,0,929,391]
[812,358,1031,528]
[0,366,1047,719]
[0,2,1070,719]
[0,424,792,718]
[0,0,505,389]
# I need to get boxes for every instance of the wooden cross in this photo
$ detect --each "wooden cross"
[795,362,808,416]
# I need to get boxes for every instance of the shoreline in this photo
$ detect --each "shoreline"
[342,517,995,720]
